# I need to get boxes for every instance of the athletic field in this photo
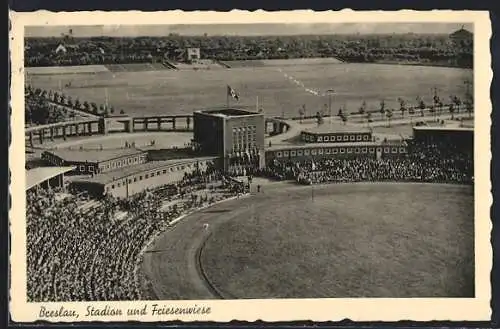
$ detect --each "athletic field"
[140,182,474,300]
[26,62,472,118]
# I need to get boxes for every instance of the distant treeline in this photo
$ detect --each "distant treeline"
[25,33,473,68]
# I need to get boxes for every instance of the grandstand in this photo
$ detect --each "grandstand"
[26,166,75,191]
[412,126,473,150]
[70,156,218,198]
[42,148,147,175]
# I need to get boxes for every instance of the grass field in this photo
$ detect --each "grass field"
[200,183,474,298]
[223,58,344,67]
[141,182,474,300]
[26,62,472,118]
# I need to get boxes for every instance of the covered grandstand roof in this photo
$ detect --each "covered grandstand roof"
[45,147,145,163]
[26,166,75,190]
[73,156,217,185]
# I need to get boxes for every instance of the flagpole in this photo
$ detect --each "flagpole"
[256,95,259,112]
[226,87,230,109]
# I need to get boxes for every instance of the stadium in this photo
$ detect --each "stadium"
[25,27,475,301]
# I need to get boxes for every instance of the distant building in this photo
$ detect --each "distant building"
[54,43,80,55]
[449,26,473,46]
[54,44,67,54]
[186,47,201,62]
[193,108,265,174]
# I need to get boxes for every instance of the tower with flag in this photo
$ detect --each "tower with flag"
[193,106,265,175]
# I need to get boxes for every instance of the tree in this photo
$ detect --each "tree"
[74,98,80,109]
[316,111,324,125]
[438,101,444,117]
[379,99,385,119]
[452,95,462,113]
[398,97,406,117]
[341,113,348,125]
[449,104,456,119]
[298,106,305,123]
[91,102,98,114]
[466,101,473,118]
[83,101,90,111]
[359,100,366,114]
[337,107,343,117]
[120,109,126,115]
[432,88,441,109]
[416,96,426,110]
[366,112,372,122]
[386,109,393,127]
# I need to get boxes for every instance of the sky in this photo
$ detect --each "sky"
[25,23,473,37]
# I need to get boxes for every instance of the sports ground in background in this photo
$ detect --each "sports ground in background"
[141,182,474,300]
[26,61,472,118]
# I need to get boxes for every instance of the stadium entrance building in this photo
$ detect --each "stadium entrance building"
[193,108,265,175]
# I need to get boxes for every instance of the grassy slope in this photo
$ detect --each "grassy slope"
[200,183,474,298]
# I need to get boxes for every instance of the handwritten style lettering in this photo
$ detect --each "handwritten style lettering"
[85,305,123,317]
[150,304,211,316]
[39,306,79,319]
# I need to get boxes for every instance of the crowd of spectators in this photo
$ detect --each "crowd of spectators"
[261,140,473,185]
[27,168,244,302]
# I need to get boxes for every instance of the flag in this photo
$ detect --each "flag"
[227,85,239,101]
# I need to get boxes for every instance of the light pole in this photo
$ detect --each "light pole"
[464,79,473,116]
[326,89,335,125]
